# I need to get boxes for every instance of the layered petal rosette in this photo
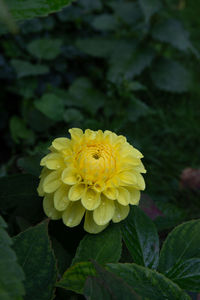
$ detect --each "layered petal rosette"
[38,128,146,233]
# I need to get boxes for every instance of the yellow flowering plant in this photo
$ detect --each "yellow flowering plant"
[38,128,146,233]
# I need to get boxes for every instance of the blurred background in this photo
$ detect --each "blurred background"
[0,0,200,232]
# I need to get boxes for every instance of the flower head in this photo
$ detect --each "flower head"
[38,129,146,233]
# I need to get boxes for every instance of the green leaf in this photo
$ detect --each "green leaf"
[92,14,117,31]
[150,58,191,93]
[57,261,96,294]
[84,276,111,300]
[76,37,117,58]
[127,97,151,122]
[121,206,159,269]
[166,258,200,292]
[107,263,191,300]
[17,155,42,176]
[10,116,35,144]
[72,224,122,266]
[27,38,62,60]
[6,0,74,21]
[139,0,162,22]
[158,219,200,273]
[34,93,65,121]
[67,77,105,114]
[78,0,102,11]
[11,59,49,78]
[128,81,147,91]
[63,108,83,123]
[152,19,192,52]
[0,0,17,33]
[0,216,25,300]
[13,220,57,300]
[109,1,142,25]
[107,47,155,83]
[0,174,42,223]
[51,237,72,276]
[84,262,139,300]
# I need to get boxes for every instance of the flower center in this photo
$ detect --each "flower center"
[93,153,100,160]
[75,143,116,184]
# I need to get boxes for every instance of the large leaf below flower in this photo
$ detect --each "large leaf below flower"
[121,206,159,269]
[0,216,25,300]
[12,220,57,300]
[72,224,122,265]
[107,263,191,300]
[57,261,96,294]
[158,219,200,273]
[84,262,139,300]
[165,258,200,292]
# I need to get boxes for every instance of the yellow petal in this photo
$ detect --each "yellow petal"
[40,153,64,170]
[128,188,140,205]
[68,183,85,201]
[112,202,130,223]
[117,187,130,206]
[61,168,78,185]
[54,185,70,211]
[38,168,51,196]
[43,170,61,193]
[103,187,118,200]
[118,171,137,185]
[81,188,101,211]
[69,128,83,141]
[135,173,145,190]
[134,162,146,174]
[93,181,105,193]
[93,196,115,226]
[113,136,127,149]
[62,201,85,227]
[43,194,62,220]
[84,129,96,140]
[84,211,108,234]
[131,147,143,158]
[119,154,141,167]
[52,137,71,151]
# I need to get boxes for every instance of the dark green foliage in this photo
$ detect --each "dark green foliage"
[0,216,25,300]
[158,220,200,273]
[121,206,159,269]
[57,261,96,294]
[84,262,139,300]
[0,174,42,222]
[12,220,57,300]
[150,58,191,92]
[5,0,74,21]
[139,0,162,22]
[106,263,190,300]
[152,18,192,52]
[34,93,65,121]
[72,224,122,265]
[166,258,200,292]
[27,38,62,60]
[11,59,49,78]
[58,218,200,298]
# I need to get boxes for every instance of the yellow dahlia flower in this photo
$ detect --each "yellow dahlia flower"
[38,129,146,234]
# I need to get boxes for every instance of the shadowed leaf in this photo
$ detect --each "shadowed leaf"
[13,220,57,300]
